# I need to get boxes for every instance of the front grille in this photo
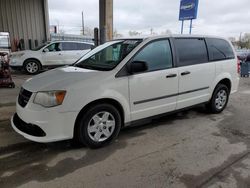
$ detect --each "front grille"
[13,113,46,137]
[18,87,32,108]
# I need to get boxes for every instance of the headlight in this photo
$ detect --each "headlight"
[11,53,24,58]
[33,91,66,107]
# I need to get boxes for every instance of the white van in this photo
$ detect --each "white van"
[9,41,94,74]
[11,35,239,148]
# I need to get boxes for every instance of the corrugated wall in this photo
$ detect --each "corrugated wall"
[0,0,49,50]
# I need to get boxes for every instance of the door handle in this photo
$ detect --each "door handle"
[181,71,191,76]
[166,73,177,78]
[58,53,62,55]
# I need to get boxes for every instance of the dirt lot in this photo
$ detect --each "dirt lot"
[0,74,250,188]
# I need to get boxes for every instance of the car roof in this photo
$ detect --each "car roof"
[50,40,94,45]
[115,34,228,41]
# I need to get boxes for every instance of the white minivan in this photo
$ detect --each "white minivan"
[11,35,239,148]
[9,41,94,74]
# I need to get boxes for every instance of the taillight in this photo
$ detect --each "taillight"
[237,59,240,74]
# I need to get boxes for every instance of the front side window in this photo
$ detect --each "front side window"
[175,38,208,66]
[46,43,62,52]
[132,39,173,72]
[206,38,235,61]
[75,40,142,71]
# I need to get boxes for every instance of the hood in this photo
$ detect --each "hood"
[10,50,30,55]
[22,66,99,92]
[10,50,33,58]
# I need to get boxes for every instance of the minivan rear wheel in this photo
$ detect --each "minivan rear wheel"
[207,84,229,113]
[75,103,122,148]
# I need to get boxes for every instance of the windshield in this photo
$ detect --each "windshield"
[32,43,48,51]
[74,39,142,71]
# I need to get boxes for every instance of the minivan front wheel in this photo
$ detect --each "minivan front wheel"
[75,104,122,148]
[207,84,229,113]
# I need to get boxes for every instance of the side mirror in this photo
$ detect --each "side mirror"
[130,61,148,74]
[43,48,49,53]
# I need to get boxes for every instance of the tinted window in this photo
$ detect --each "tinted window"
[206,38,235,61]
[46,43,62,52]
[132,40,173,72]
[62,42,78,51]
[175,38,208,66]
[77,43,93,50]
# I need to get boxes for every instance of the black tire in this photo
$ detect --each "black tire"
[207,84,229,114]
[75,103,122,148]
[9,83,15,88]
[24,59,41,74]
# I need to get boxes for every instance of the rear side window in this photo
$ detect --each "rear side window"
[132,39,173,72]
[206,38,235,61]
[175,38,208,66]
[62,42,78,51]
[77,43,93,50]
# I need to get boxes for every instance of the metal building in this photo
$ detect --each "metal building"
[0,0,50,51]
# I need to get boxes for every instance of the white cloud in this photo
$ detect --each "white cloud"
[48,0,250,38]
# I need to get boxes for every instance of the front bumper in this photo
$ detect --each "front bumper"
[9,58,23,66]
[10,65,22,71]
[12,113,46,137]
[9,58,23,70]
[11,99,78,143]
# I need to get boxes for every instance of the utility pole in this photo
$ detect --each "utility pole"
[239,32,242,49]
[82,11,84,35]
[56,19,60,34]
[150,28,153,35]
[99,0,113,44]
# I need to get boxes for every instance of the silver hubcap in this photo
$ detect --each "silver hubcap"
[215,89,227,110]
[87,111,116,142]
[26,62,38,73]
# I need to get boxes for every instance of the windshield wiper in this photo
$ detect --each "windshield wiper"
[75,64,95,70]
[75,64,111,71]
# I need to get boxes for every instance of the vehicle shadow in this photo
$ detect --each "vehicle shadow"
[0,105,210,187]
[0,130,144,187]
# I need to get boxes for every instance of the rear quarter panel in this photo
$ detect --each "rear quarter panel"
[211,58,239,97]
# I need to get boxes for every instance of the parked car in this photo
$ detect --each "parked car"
[11,35,239,148]
[245,54,250,74]
[9,41,94,74]
[236,50,250,62]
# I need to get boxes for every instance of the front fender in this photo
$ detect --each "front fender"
[65,78,131,123]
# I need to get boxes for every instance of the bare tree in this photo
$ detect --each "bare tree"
[81,27,94,37]
[237,33,250,49]
[149,28,158,35]
[113,29,123,38]
[228,37,236,42]
[128,31,141,36]
[161,29,172,35]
